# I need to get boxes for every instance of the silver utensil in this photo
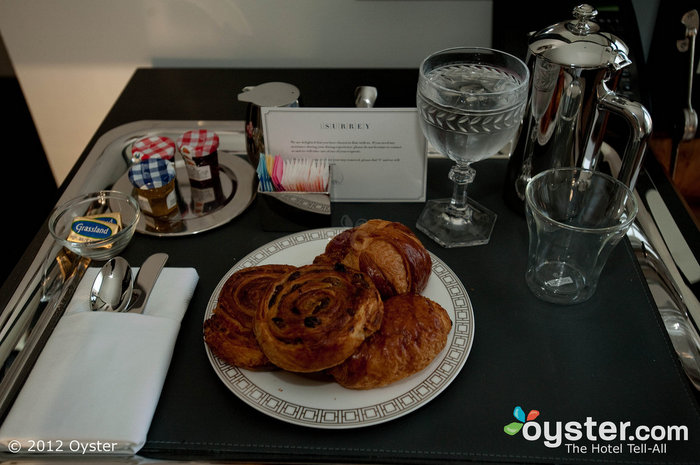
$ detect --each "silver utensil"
[670,9,698,180]
[127,253,169,314]
[90,257,133,312]
[89,253,168,314]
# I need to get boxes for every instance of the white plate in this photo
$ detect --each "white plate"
[203,227,475,429]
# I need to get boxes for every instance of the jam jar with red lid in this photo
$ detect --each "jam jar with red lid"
[177,129,222,188]
[131,135,176,164]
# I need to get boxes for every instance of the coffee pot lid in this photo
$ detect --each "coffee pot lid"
[237,82,300,107]
[527,4,632,70]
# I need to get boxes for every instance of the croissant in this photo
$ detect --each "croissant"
[254,263,384,373]
[328,294,452,389]
[204,264,296,370]
[315,219,432,299]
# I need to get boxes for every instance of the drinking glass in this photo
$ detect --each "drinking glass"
[416,47,529,247]
[525,168,638,304]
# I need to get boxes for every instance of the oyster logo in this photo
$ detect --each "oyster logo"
[503,405,688,453]
[504,406,540,436]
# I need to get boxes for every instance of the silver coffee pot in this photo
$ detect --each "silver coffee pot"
[504,4,652,211]
[238,82,300,168]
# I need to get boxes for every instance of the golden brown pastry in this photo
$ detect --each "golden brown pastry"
[315,219,432,299]
[328,294,452,389]
[204,264,296,370]
[254,264,384,373]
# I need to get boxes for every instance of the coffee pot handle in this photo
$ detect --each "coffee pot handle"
[594,82,653,190]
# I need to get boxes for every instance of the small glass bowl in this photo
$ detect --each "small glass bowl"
[48,190,141,260]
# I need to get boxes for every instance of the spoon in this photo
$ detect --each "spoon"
[90,253,169,313]
[90,257,133,312]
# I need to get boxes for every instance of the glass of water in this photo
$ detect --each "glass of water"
[416,47,529,247]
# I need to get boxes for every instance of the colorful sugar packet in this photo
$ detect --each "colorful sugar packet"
[256,154,329,193]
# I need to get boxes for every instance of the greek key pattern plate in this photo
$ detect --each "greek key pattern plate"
[204,227,474,429]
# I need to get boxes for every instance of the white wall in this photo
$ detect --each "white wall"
[0,0,493,186]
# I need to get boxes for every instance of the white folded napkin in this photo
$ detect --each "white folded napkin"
[0,267,198,456]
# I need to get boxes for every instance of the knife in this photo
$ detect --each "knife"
[645,189,700,286]
[126,253,169,314]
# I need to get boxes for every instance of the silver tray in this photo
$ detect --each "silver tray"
[109,124,256,236]
[114,152,256,236]
[0,121,257,422]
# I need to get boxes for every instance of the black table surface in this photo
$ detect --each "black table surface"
[4,68,700,464]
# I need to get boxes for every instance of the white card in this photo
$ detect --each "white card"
[261,107,427,202]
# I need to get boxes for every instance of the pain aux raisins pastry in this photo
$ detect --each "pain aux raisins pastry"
[203,219,449,390]
[314,219,432,299]
[204,264,296,370]
[328,294,452,389]
[254,264,384,373]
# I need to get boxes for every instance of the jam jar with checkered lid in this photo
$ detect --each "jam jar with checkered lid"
[128,157,178,218]
[130,135,176,164]
[176,129,222,188]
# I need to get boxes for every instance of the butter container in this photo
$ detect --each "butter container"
[83,212,122,228]
[128,158,178,217]
[67,215,121,243]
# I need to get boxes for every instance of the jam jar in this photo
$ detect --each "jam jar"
[131,135,176,163]
[177,129,222,188]
[128,157,178,218]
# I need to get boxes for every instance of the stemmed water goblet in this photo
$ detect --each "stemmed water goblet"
[416,47,529,247]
